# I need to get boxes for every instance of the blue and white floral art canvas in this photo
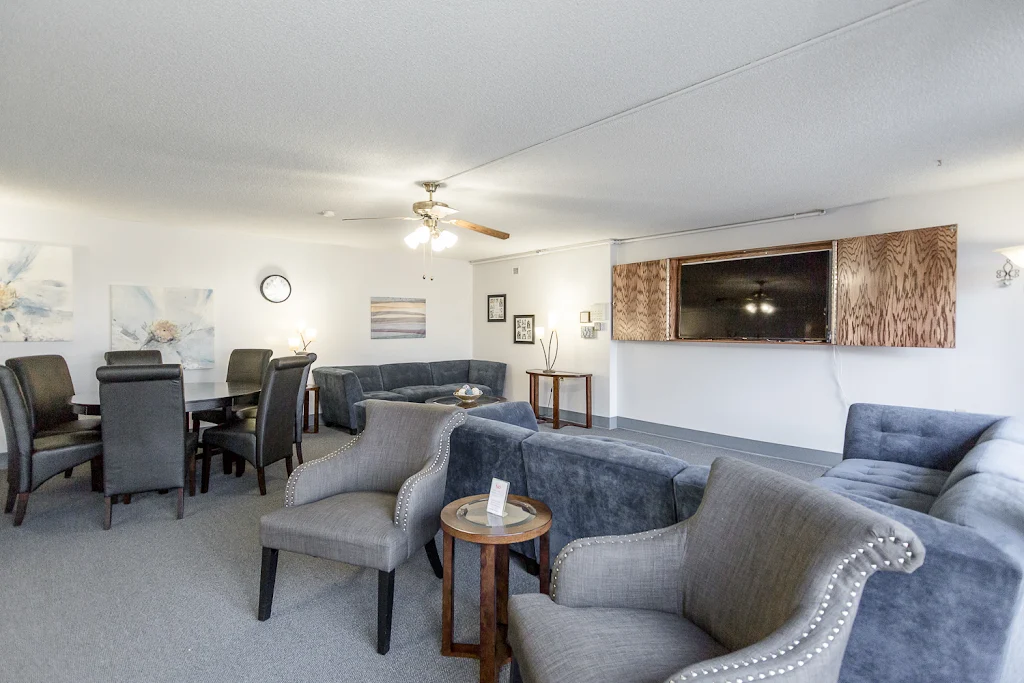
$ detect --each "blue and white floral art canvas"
[0,240,73,341]
[110,285,215,369]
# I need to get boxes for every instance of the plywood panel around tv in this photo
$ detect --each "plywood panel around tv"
[834,224,957,348]
[612,259,669,341]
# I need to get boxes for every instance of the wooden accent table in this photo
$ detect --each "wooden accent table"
[526,369,593,429]
[440,494,552,683]
[302,384,320,434]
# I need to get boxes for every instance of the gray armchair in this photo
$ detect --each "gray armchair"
[257,400,467,655]
[508,457,925,683]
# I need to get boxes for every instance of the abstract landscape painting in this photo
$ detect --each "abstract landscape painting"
[370,297,426,339]
[111,285,215,368]
[0,240,73,341]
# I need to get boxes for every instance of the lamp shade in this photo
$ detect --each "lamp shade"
[996,245,1024,265]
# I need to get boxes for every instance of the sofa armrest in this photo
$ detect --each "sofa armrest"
[312,367,365,431]
[551,522,687,614]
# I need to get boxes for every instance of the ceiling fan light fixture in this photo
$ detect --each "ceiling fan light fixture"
[438,229,458,248]
[404,232,421,249]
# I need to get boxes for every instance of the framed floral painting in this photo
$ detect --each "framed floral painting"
[110,285,215,369]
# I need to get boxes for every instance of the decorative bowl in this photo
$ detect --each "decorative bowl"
[454,389,482,405]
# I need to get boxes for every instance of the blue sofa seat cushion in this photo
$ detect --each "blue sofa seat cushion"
[978,417,1024,446]
[826,458,948,496]
[466,401,539,431]
[379,362,433,391]
[363,391,408,402]
[575,434,668,455]
[939,438,1024,496]
[813,476,936,513]
[391,385,452,402]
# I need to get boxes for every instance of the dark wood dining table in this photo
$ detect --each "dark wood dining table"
[70,381,262,415]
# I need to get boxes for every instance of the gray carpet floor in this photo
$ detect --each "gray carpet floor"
[0,425,824,682]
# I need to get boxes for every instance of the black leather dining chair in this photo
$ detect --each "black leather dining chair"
[6,355,101,438]
[96,364,197,529]
[237,352,316,465]
[104,350,163,366]
[0,366,103,526]
[203,356,311,495]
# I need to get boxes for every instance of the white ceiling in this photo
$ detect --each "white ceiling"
[2,0,1023,260]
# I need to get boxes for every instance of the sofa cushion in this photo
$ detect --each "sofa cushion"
[391,385,452,403]
[931,473,1024,559]
[379,362,432,391]
[827,458,948,496]
[363,391,408,402]
[576,435,668,455]
[338,365,383,393]
[978,417,1024,446]
[939,438,1024,496]
[508,594,727,683]
[428,360,470,386]
[468,360,506,396]
[813,476,936,513]
[843,403,1001,471]
[467,401,539,431]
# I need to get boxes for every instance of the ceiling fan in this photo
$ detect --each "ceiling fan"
[341,181,509,253]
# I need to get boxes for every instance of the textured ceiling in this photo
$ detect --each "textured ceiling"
[2,0,1023,260]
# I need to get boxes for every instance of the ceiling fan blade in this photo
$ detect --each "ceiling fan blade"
[340,216,419,222]
[447,219,510,240]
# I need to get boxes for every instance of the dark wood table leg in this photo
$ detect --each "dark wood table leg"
[529,374,539,420]
[585,375,593,429]
[480,544,498,683]
[313,387,319,433]
[442,532,455,656]
[496,545,509,628]
[539,533,550,595]
[552,376,561,429]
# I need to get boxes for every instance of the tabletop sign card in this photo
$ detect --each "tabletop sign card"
[486,477,510,517]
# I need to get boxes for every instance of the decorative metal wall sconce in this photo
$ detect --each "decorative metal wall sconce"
[996,246,1024,287]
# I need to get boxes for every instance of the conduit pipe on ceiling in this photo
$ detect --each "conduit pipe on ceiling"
[468,209,827,265]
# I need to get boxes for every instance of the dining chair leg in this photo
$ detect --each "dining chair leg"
[222,447,233,475]
[256,467,267,496]
[425,539,444,579]
[201,452,212,494]
[377,569,396,655]
[285,456,294,477]
[13,493,28,526]
[103,496,112,530]
[258,547,279,621]
[188,455,197,497]
[63,468,73,478]
[4,484,15,514]
[90,456,103,492]
[235,457,246,477]
[295,442,304,465]
[176,487,185,520]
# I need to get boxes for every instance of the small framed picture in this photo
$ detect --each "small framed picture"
[514,314,535,344]
[487,294,506,322]
[579,311,591,323]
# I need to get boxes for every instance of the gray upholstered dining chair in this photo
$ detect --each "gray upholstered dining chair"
[202,355,310,495]
[0,366,103,526]
[257,400,467,655]
[237,352,316,465]
[96,364,197,529]
[508,457,925,683]
[104,350,163,366]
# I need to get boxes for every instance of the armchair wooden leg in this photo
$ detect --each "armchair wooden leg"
[90,456,103,492]
[285,456,294,477]
[4,484,15,514]
[103,496,112,530]
[377,569,395,655]
[425,538,444,579]
[295,442,304,465]
[176,488,184,520]
[63,468,73,478]
[256,467,267,496]
[258,547,279,621]
[12,493,28,526]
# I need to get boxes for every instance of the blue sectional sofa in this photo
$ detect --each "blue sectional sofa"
[676,403,1024,683]
[444,401,690,562]
[313,360,506,433]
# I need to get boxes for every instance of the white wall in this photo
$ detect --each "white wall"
[472,245,613,419]
[615,179,1024,453]
[0,201,473,451]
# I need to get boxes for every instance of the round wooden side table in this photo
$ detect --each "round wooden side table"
[440,494,552,683]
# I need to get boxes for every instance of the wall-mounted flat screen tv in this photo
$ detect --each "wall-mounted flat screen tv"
[677,250,831,341]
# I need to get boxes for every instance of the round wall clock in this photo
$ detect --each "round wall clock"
[260,274,291,303]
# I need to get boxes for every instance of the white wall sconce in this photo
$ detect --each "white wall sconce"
[996,246,1024,286]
